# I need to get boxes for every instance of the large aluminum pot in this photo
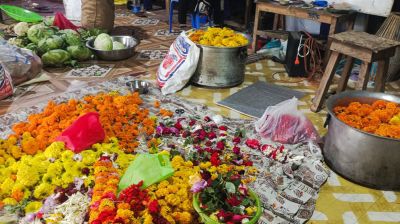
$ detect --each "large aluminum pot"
[324,91,400,190]
[190,35,249,88]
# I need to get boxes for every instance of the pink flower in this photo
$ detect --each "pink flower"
[232,137,241,145]
[205,140,213,146]
[238,184,248,195]
[232,146,240,154]
[174,122,183,130]
[216,210,233,221]
[216,141,225,150]
[232,214,248,222]
[245,139,260,149]
[197,129,207,140]
[204,116,211,122]
[189,119,196,126]
[191,179,208,193]
[227,195,242,206]
[243,160,253,166]
[207,131,217,140]
[148,200,160,214]
[219,126,228,131]
[181,130,191,138]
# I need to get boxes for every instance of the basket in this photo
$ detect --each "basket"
[192,190,262,224]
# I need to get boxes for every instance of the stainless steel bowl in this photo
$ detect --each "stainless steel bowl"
[325,91,400,190]
[126,80,149,94]
[86,36,139,61]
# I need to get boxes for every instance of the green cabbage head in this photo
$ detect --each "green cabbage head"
[13,22,29,36]
[112,41,126,50]
[67,45,93,61]
[38,35,65,55]
[24,43,38,54]
[94,33,113,51]
[59,29,81,46]
[27,24,55,44]
[41,49,71,67]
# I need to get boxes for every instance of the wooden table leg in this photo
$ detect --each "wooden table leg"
[374,59,389,92]
[337,56,354,93]
[323,18,338,66]
[251,4,261,54]
[273,14,279,30]
[355,61,372,90]
[311,51,341,112]
[166,0,170,18]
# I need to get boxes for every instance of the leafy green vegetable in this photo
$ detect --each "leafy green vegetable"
[67,45,93,61]
[59,29,81,46]
[94,33,113,51]
[7,37,29,47]
[24,43,38,54]
[41,49,71,67]
[27,24,55,44]
[13,22,29,36]
[79,28,106,41]
[112,41,126,50]
[38,35,65,55]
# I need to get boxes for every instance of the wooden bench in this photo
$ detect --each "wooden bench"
[311,31,400,112]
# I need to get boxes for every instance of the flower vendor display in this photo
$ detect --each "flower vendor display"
[188,27,248,47]
[0,77,328,223]
[334,100,400,139]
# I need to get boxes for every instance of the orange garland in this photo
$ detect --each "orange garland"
[11,92,156,154]
[334,100,400,139]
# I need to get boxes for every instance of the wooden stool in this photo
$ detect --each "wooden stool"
[311,31,400,112]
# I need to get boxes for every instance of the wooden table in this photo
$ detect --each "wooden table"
[251,0,357,54]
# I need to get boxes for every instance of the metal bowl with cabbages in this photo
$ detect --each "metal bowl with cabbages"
[86,36,139,61]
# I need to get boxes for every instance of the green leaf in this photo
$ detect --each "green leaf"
[225,182,236,194]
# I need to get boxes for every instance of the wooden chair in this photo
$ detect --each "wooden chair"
[311,31,400,112]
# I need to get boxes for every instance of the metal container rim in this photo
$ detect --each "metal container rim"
[326,90,400,142]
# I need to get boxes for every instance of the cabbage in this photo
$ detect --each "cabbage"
[24,43,38,54]
[59,29,81,46]
[14,22,29,36]
[27,24,55,44]
[41,49,71,67]
[38,35,64,55]
[67,45,93,61]
[94,33,113,51]
[112,41,126,50]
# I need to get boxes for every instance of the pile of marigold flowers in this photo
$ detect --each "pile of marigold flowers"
[188,27,248,47]
[334,100,400,139]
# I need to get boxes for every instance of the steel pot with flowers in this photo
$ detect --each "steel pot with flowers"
[191,171,262,224]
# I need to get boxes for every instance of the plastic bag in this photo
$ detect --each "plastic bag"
[0,64,13,100]
[255,98,320,144]
[56,112,105,153]
[118,154,175,192]
[157,32,200,95]
[53,12,80,30]
[0,39,42,86]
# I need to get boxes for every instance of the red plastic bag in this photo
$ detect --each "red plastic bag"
[53,12,79,30]
[56,112,105,153]
[255,98,320,144]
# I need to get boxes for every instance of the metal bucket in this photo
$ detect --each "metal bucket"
[325,91,400,190]
[190,40,248,88]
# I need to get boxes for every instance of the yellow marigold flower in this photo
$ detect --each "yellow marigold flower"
[10,146,22,159]
[171,155,184,168]
[3,198,18,206]
[164,214,176,224]
[116,208,133,220]
[33,182,55,199]
[173,211,192,223]
[167,185,178,194]
[143,212,153,224]
[99,199,115,211]
[60,150,74,162]
[165,194,181,206]
[25,201,42,214]
[44,142,65,159]
[211,173,218,180]
[208,166,217,173]
[246,206,256,215]
[199,162,211,169]
[179,199,193,212]
[1,177,15,196]
[155,188,169,198]
[160,205,172,215]
[158,180,170,189]
[17,165,39,187]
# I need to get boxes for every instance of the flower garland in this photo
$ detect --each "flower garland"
[8,92,156,157]
[0,138,135,208]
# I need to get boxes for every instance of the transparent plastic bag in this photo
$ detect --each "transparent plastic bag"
[0,39,42,85]
[255,97,320,144]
